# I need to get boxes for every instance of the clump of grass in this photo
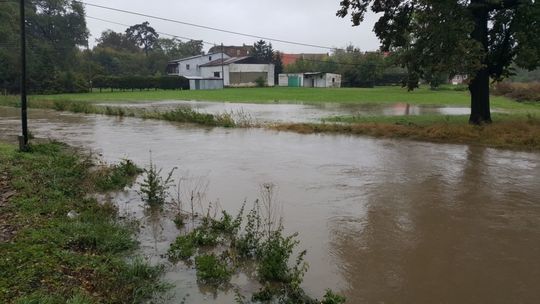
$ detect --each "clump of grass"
[94,159,142,192]
[158,108,236,127]
[194,254,232,285]
[168,234,196,261]
[53,100,97,114]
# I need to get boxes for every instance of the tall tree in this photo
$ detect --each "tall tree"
[253,40,274,63]
[125,21,159,56]
[337,0,540,124]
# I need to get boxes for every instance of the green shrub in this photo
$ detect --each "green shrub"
[138,158,176,208]
[255,76,266,87]
[92,75,189,91]
[257,229,303,283]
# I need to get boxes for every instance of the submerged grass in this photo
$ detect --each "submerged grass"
[0,142,166,303]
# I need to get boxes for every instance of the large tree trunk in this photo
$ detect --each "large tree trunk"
[469,1,492,124]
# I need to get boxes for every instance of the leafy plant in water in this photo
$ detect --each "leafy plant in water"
[194,253,231,285]
[168,234,196,261]
[138,155,176,207]
[321,289,347,304]
[234,199,262,258]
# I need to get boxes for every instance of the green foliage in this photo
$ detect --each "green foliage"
[253,40,275,63]
[158,108,236,127]
[92,75,189,91]
[337,0,540,88]
[138,158,176,207]
[0,142,165,303]
[255,76,267,88]
[256,229,307,284]
[126,22,159,56]
[321,289,347,304]
[168,234,196,260]
[194,254,231,285]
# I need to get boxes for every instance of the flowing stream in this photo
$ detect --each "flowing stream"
[1,106,539,303]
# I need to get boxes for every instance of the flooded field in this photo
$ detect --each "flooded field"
[1,106,540,303]
[97,100,474,123]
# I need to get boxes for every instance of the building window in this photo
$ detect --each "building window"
[332,78,335,83]
[186,64,190,70]
[209,56,212,61]
[214,72,221,78]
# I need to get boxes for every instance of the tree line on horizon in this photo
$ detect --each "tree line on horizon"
[0,0,538,97]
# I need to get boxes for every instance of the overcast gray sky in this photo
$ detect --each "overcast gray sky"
[84,0,381,53]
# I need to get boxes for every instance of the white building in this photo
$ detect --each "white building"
[167,55,275,89]
[278,73,342,88]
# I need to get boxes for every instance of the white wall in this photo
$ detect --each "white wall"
[200,66,230,85]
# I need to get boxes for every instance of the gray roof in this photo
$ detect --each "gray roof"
[168,53,224,63]
[199,56,253,67]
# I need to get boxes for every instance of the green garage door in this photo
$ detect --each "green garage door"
[288,76,300,87]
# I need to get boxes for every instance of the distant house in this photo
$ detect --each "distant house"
[208,45,254,58]
[200,57,275,87]
[451,75,468,85]
[278,73,341,88]
[167,54,275,89]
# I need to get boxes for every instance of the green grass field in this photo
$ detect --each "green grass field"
[3,86,537,111]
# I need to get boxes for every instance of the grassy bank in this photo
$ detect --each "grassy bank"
[1,86,538,111]
[0,142,166,303]
[272,113,540,151]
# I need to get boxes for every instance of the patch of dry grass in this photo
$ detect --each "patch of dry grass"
[270,119,540,151]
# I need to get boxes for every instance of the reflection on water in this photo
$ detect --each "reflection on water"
[97,100,474,123]
[1,107,539,303]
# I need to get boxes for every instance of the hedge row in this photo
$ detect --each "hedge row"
[92,76,190,91]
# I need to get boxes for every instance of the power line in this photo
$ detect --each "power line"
[86,15,380,67]
[87,15,217,46]
[75,0,338,50]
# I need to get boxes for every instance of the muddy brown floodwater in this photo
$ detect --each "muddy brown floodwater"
[1,107,540,303]
[97,100,476,123]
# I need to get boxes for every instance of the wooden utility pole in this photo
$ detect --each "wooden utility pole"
[19,0,29,151]
[221,43,225,88]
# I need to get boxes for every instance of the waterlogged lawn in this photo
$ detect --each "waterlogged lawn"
[0,142,166,303]
[1,86,537,111]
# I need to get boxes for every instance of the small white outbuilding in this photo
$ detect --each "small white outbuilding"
[278,72,341,88]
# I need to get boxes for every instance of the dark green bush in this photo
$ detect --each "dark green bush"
[91,75,189,91]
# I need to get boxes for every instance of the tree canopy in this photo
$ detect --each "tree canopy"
[125,21,159,56]
[337,0,540,124]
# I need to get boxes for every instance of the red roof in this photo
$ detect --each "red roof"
[281,53,329,66]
